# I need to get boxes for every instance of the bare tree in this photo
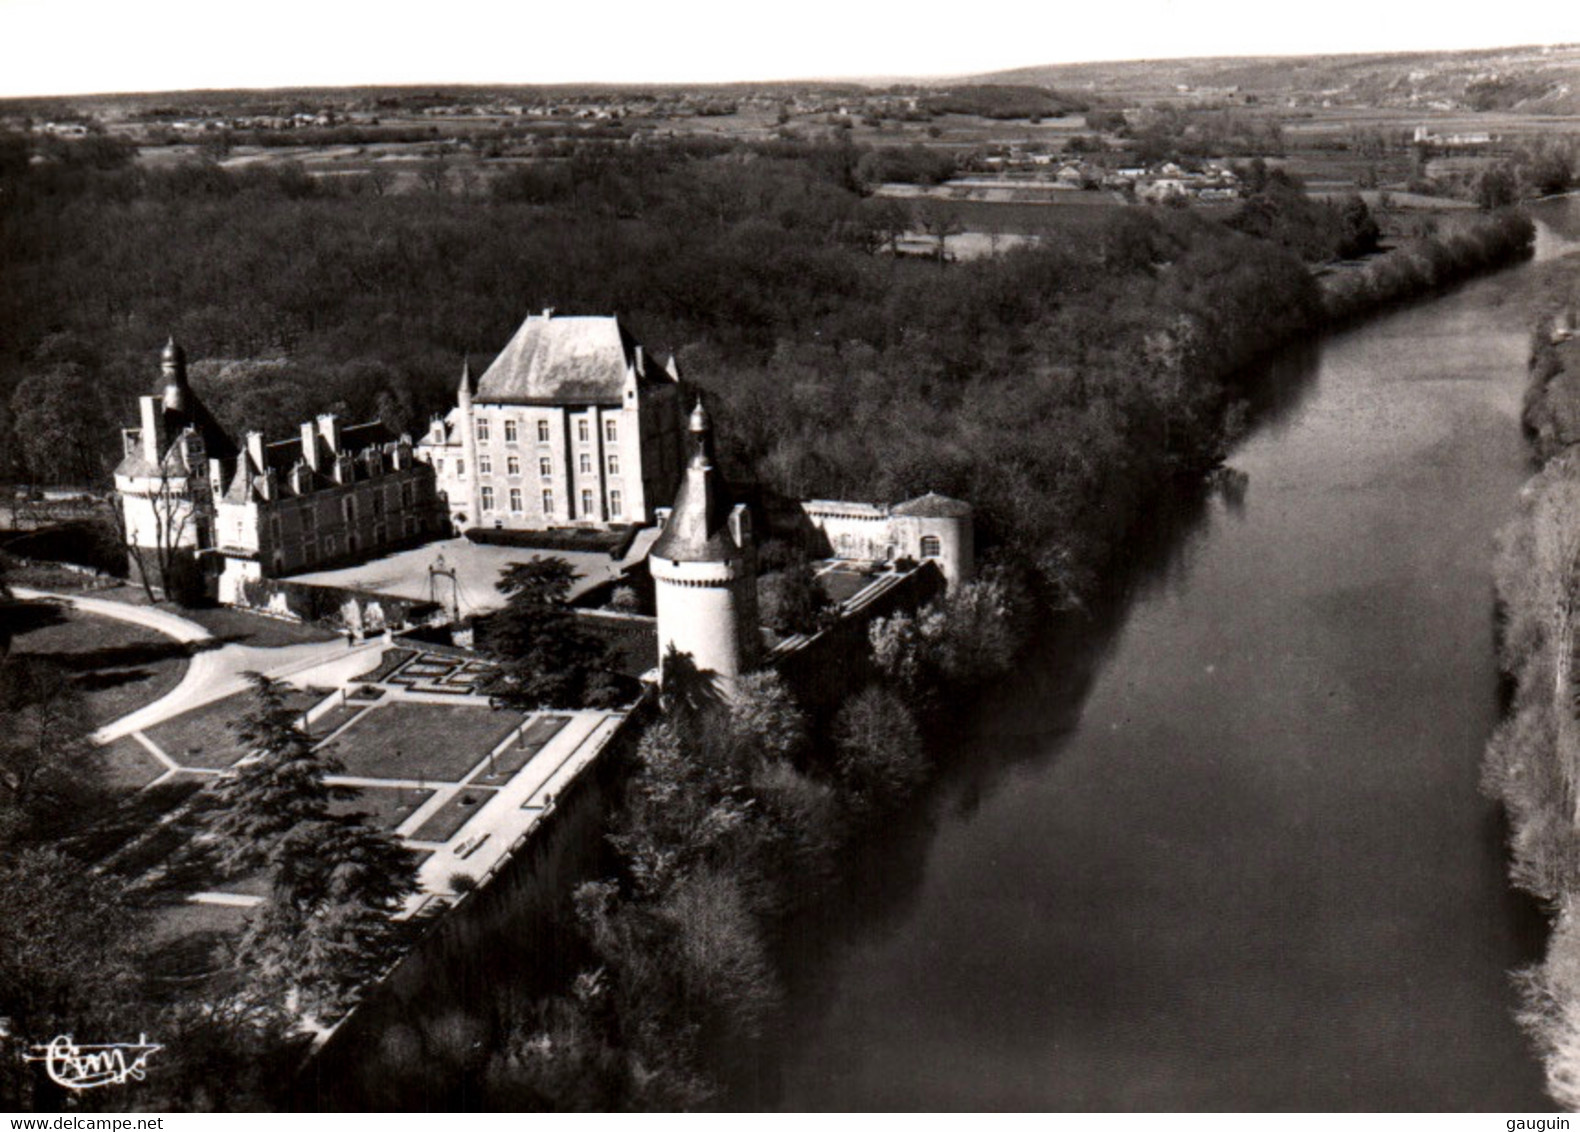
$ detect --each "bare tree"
[116,461,200,604]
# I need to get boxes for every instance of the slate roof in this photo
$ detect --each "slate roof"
[650,406,739,564]
[474,314,673,406]
[892,492,972,519]
[154,380,238,464]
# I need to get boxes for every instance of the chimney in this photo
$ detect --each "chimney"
[208,457,225,499]
[139,396,162,463]
[541,307,554,320]
[634,344,644,373]
[300,421,319,472]
[245,430,266,472]
[317,413,341,456]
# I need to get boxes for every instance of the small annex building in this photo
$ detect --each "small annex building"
[800,493,974,586]
[416,311,687,534]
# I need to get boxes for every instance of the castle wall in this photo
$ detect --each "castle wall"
[294,703,643,1110]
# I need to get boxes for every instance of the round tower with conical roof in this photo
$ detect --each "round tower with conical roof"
[648,399,759,687]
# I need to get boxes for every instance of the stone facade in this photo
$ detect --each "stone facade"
[416,312,686,534]
[114,340,443,603]
[212,415,444,604]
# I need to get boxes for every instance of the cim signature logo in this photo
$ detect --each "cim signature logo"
[21,1034,162,1091]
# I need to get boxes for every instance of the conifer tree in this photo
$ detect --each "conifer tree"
[482,557,621,710]
[207,673,419,1019]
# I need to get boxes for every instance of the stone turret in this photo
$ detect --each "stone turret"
[649,399,758,688]
[456,357,478,526]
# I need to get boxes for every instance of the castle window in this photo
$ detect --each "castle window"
[478,454,492,475]
[507,455,520,476]
[509,488,522,512]
[270,515,281,542]
[456,459,465,478]
[579,453,592,474]
[343,497,355,524]
[504,419,518,443]
[606,454,620,476]
[577,419,589,443]
[372,490,384,516]
[480,486,495,511]
[476,420,490,441]
[435,458,444,474]
[581,488,594,515]
[609,490,623,518]
[541,489,554,515]
[604,419,618,443]
[920,534,942,558]
[534,455,549,477]
[537,420,550,443]
[401,482,413,508]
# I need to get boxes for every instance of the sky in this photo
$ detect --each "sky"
[2,0,1578,97]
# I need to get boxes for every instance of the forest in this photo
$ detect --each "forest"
[0,129,1355,607]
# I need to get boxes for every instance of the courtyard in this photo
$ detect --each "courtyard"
[288,532,659,616]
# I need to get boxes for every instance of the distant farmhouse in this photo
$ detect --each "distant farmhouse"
[416,311,687,533]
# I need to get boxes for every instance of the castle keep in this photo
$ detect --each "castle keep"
[415,312,687,534]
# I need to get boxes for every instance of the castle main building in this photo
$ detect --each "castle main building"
[416,312,687,534]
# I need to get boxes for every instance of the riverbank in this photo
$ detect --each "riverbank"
[1485,260,1580,1108]
[766,211,1561,1110]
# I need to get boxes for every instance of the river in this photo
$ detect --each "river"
[763,202,1580,1111]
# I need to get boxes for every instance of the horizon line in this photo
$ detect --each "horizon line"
[3,39,1575,103]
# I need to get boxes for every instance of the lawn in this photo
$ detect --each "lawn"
[323,701,526,781]
[146,687,323,769]
[180,604,339,646]
[10,603,190,725]
[309,702,367,742]
[479,714,571,780]
[410,787,497,843]
[330,784,435,831]
[95,587,339,647]
[100,735,168,791]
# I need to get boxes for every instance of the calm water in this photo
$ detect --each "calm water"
[767,204,1580,1111]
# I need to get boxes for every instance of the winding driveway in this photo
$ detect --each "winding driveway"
[12,587,383,743]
